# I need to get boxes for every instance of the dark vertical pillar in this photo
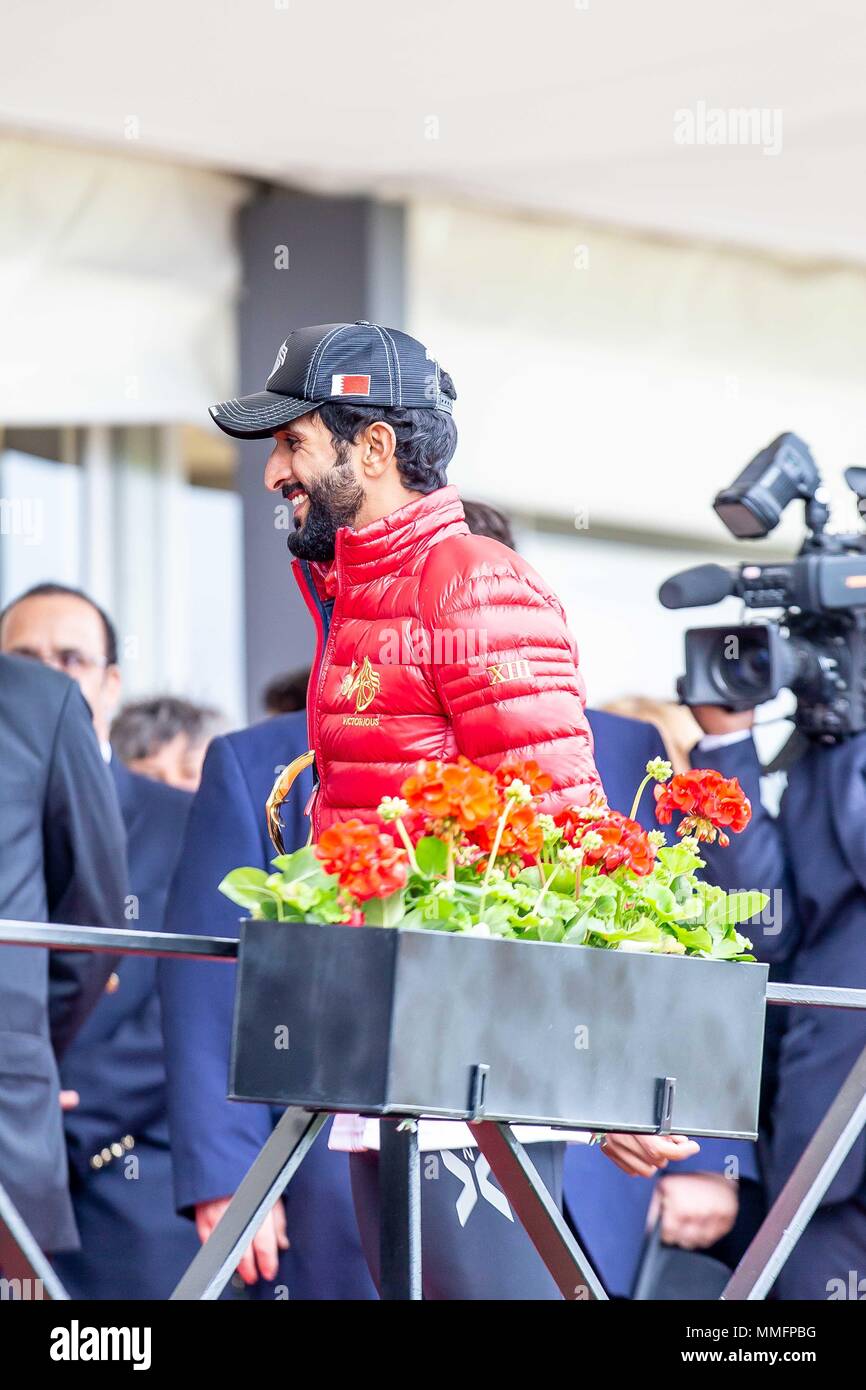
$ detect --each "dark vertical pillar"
[235,190,405,719]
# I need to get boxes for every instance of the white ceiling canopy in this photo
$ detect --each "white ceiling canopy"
[1,0,865,264]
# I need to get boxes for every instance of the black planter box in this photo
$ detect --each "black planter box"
[229,921,768,1138]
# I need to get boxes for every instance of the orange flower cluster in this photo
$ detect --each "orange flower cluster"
[495,759,553,798]
[555,806,656,877]
[473,803,544,860]
[401,755,549,863]
[654,768,751,847]
[315,819,409,901]
[401,756,500,831]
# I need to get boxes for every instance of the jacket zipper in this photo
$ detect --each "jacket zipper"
[294,540,345,836]
[293,560,327,832]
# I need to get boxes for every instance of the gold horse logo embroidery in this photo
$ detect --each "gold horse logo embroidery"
[339,656,381,713]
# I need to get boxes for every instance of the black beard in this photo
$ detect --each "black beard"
[286,451,365,562]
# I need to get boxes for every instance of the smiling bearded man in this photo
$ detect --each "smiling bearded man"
[208,320,700,1294]
[211,320,603,832]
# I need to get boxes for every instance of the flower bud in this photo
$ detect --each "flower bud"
[559,844,583,869]
[646,757,673,782]
[504,778,532,805]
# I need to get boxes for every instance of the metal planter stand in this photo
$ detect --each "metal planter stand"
[1,917,866,1303]
[227,921,769,1139]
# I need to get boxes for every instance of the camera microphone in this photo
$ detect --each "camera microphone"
[658,563,735,610]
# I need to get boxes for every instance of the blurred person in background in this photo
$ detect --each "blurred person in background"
[111,695,224,792]
[261,667,310,716]
[460,497,517,547]
[602,695,703,776]
[0,652,127,1264]
[0,583,200,1298]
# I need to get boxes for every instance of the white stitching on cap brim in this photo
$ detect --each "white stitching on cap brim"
[214,397,311,424]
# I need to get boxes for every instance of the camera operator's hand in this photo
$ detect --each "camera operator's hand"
[648,1172,739,1250]
[690,705,755,737]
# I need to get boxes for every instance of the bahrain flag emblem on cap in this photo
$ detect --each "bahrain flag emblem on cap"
[331,374,371,396]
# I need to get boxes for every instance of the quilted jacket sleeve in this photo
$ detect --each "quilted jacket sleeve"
[421,536,603,812]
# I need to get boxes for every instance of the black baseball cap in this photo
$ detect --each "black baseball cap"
[209,320,454,440]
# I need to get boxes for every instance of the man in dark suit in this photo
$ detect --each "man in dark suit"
[688,702,866,1299]
[53,755,201,1299]
[160,713,377,1298]
[0,652,127,1258]
[1,583,201,1297]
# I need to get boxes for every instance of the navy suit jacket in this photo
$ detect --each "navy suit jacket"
[0,655,127,1253]
[159,714,313,1212]
[60,759,192,1178]
[693,732,866,1206]
[160,716,381,1301]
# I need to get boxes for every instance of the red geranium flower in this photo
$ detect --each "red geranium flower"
[315,819,409,900]
[553,793,610,847]
[472,802,544,862]
[654,768,751,847]
[580,811,656,877]
[495,758,553,798]
[401,756,501,832]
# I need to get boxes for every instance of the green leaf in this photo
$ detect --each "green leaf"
[549,868,577,896]
[707,926,756,959]
[633,879,678,918]
[563,919,588,944]
[580,875,622,900]
[516,866,543,889]
[270,845,335,888]
[658,844,704,877]
[593,893,618,919]
[252,898,280,921]
[663,921,713,953]
[317,899,350,924]
[538,917,566,943]
[479,901,513,929]
[278,879,320,911]
[587,915,663,945]
[218,867,281,911]
[396,907,425,930]
[363,889,406,928]
[448,879,487,898]
[717,891,769,926]
[414,836,448,877]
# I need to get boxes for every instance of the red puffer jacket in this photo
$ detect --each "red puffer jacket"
[293,486,602,834]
